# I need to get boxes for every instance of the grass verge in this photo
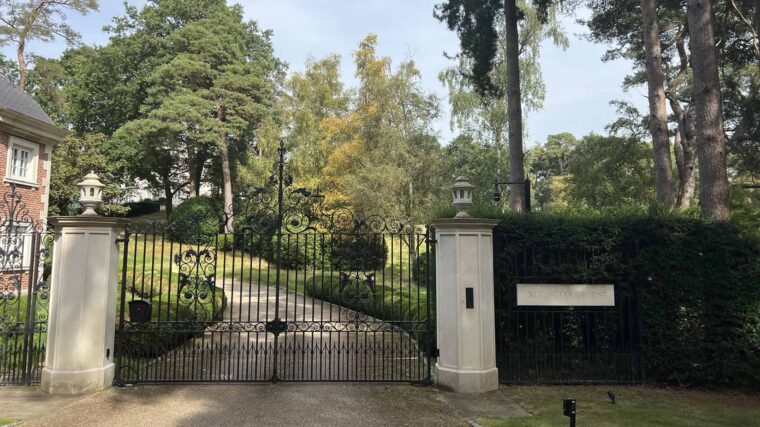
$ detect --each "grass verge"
[479,386,760,427]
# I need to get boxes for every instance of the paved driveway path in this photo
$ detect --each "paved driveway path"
[121,281,427,382]
[18,384,528,427]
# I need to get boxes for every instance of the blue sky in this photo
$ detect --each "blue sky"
[1,0,647,146]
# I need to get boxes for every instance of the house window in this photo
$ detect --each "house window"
[6,137,38,185]
[0,223,34,272]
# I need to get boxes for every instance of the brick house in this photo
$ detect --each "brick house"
[0,78,67,283]
[0,77,67,224]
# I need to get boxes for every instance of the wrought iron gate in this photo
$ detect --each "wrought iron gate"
[0,185,50,385]
[115,145,434,384]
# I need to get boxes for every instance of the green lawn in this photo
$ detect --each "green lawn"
[119,232,430,323]
[479,386,760,427]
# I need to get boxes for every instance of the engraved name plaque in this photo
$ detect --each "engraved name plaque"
[516,284,615,306]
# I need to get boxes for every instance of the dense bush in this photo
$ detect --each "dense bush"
[330,234,387,271]
[125,200,161,217]
[166,197,222,245]
[305,272,429,324]
[271,233,329,269]
[412,250,435,287]
[488,212,760,387]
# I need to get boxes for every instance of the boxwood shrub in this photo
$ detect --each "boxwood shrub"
[305,272,429,324]
[329,233,387,271]
[262,232,330,269]
[166,197,222,245]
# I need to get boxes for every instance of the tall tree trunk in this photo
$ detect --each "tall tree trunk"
[187,153,204,198]
[680,116,697,208]
[17,40,27,91]
[188,154,198,198]
[215,102,234,233]
[219,135,234,233]
[671,100,697,208]
[505,0,526,213]
[640,0,675,206]
[162,172,173,217]
[687,0,731,220]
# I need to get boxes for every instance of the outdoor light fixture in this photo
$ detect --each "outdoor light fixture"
[451,176,475,218]
[77,171,105,216]
[492,177,532,212]
[563,398,576,427]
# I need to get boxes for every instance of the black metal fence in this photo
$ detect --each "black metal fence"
[114,144,434,384]
[0,185,51,385]
[493,227,643,384]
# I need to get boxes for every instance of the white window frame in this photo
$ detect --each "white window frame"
[0,223,34,272]
[5,136,39,187]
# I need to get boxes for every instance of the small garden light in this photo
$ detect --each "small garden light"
[563,398,576,427]
[78,171,105,216]
[451,176,475,218]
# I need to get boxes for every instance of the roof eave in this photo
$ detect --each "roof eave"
[0,107,69,146]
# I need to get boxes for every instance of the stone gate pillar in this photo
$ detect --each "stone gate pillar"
[40,174,126,394]
[431,176,500,393]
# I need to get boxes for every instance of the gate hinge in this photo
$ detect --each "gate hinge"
[265,319,288,335]
[430,348,440,358]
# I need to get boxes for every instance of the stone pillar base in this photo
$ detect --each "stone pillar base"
[40,364,114,395]
[436,364,499,393]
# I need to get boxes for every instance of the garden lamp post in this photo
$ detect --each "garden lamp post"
[78,172,105,216]
[451,176,475,218]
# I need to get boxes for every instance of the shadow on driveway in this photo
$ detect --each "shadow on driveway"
[20,383,474,427]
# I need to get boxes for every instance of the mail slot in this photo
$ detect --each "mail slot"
[128,300,152,323]
[465,287,474,309]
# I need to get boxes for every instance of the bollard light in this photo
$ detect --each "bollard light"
[77,171,105,216]
[451,176,475,219]
[563,398,576,427]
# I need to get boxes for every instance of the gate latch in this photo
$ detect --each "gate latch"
[265,319,288,335]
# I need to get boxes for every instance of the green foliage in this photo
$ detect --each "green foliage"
[435,0,559,96]
[125,200,162,218]
[282,35,448,223]
[732,186,760,239]
[306,272,428,324]
[490,212,760,387]
[48,133,128,217]
[119,284,226,358]
[261,232,329,270]
[444,135,503,206]
[64,0,282,209]
[330,234,387,272]
[167,197,222,245]
[412,250,435,287]
[566,134,655,209]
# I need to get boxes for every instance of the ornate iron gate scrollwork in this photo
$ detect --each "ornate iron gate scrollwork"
[115,142,434,384]
[0,184,51,385]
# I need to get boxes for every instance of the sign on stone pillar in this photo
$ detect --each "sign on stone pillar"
[431,218,500,393]
[40,215,126,395]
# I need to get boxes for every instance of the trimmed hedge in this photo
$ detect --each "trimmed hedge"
[305,272,429,324]
[330,234,387,271]
[488,212,760,387]
[262,233,329,269]
[167,197,222,245]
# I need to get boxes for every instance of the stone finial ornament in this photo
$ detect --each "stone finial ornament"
[451,176,475,219]
[77,172,105,216]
